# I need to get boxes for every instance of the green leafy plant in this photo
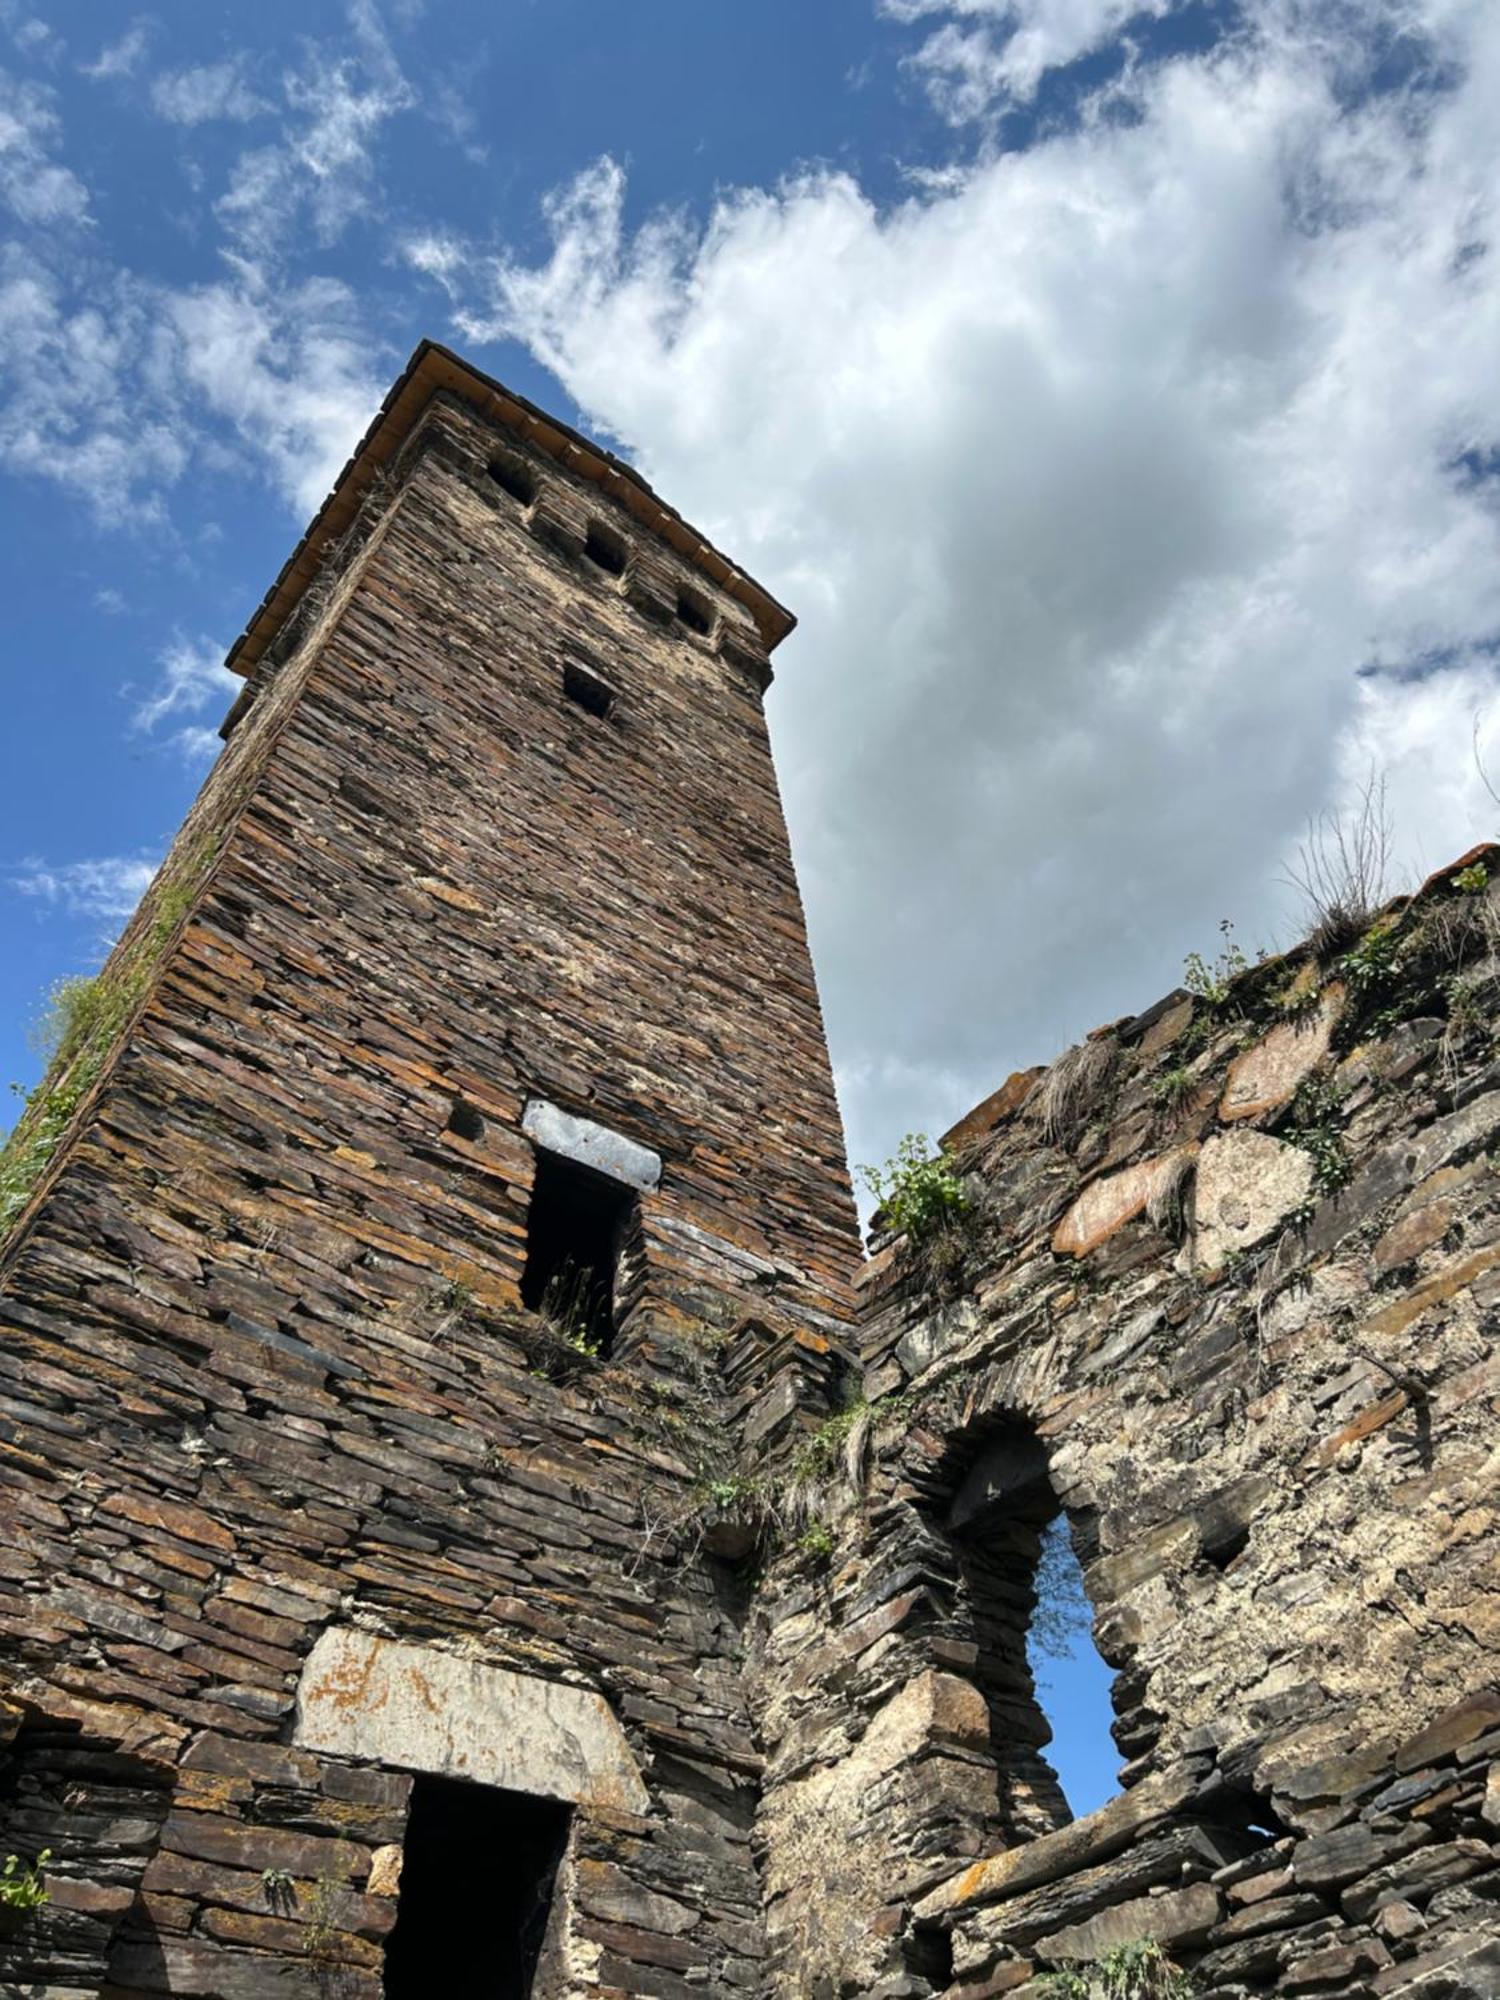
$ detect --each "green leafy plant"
[795,1522,834,1563]
[1337,914,1402,1000]
[1286,1070,1351,1197]
[1182,919,1250,1010]
[1041,1938,1195,1999]
[859,1133,968,1243]
[1152,1066,1194,1114]
[0,1849,50,1916]
[1273,975,1322,1021]
[1451,861,1489,894]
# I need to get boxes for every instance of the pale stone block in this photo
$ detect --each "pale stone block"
[293,1627,649,1813]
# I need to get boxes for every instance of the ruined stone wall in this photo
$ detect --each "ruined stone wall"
[752,851,1500,1999]
[0,386,861,1996]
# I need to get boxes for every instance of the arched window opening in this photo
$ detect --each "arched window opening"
[934,1416,1126,1840]
[1027,1514,1120,1819]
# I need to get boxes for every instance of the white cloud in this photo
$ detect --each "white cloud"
[0,250,187,519]
[883,0,1176,113]
[151,58,268,126]
[81,20,150,82]
[10,854,159,923]
[0,245,380,522]
[217,1,414,254]
[417,0,1500,1169]
[168,277,384,514]
[128,635,238,758]
[0,67,89,223]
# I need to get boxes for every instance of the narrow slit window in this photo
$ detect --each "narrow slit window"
[383,1775,571,1999]
[583,521,627,576]
[521,1150,635,1357]
[488,454,536,505]
[563,660,617,720]
[676,588,713,636]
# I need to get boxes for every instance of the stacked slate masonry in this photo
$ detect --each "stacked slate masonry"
[1,342,1498,1998]
[750,847,1500,1998]
[0,344,863,1998]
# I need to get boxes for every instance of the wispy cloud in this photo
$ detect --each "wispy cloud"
[10,853,160,923]
[881,0,1175,114]
[0,67,89,223]
[80,19,151,83]
[151,57,268,126]
[217,2,415,254]
[128,635,237,758]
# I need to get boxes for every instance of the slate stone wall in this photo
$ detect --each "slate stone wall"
[0,387,862,1996]
[752,851,1500,1999]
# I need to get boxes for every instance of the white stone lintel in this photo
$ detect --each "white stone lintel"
[293,1628,650,1815]
[522,1098,661,1191]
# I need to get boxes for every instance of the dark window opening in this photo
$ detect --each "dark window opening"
[446,1098,486,1143]
[383,1775,570,1999]
[675,588,713,636]
[488,454,536,506]
[902,1925,954,1987]
[583,521,627,576]
[563,660,617,720]
[521,1150,635,1356]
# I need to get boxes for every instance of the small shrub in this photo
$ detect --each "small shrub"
[859,1134,967,1242]
[1041,1938,1195,1999]
[1451,861,1489,894]
[1152,1066,1194,1114]
[1285,770,1394,961]
[1182,919,1250,1010]
[1273,975,1321,1021]
[796,1522,834,1564]
[1286,1072,1351,1196]
[1338,914,1402,1001]
[0,1849,50,1916]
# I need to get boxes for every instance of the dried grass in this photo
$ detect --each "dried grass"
[1038,1037,1115,1145]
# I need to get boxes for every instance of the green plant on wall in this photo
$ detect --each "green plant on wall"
[859,1133,968,1242]
[1040,1939,1195,1999]
[0,1849,50,1917]
[0,833,218,1241]
[1182,919,1250,1010]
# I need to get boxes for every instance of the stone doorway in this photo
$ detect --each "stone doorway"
[382,1774,571,1998]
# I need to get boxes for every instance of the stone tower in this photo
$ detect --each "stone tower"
[0,343,863,1997]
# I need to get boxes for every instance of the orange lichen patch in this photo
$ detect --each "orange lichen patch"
[1363,1243,1500,1339]
[1051,1147,1196,1258]
[941,1067,1044,1153]
[1304,1389,1409,1470]
[1220,985,1343,1123]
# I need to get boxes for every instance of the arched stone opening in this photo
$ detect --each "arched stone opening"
[916,1411,1131,1842]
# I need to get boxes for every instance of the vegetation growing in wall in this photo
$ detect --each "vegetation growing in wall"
[1182,918,1252,1010]
[1040,1939,1194,1999]
[0,1850,50,1918]
[0,834,218,1242]
[860,1133,968,1242]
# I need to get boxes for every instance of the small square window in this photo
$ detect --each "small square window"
[563,660,617,720]
[676,588,713,636]
[488,453,536,505]
[583,521,627,576]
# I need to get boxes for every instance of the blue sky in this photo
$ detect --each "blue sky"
[4,0,1500,1813]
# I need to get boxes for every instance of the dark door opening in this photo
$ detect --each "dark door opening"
[383,1775,571,1999]
[520,1149,636,1356]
